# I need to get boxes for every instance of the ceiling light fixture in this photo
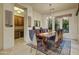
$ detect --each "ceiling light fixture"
[47,4,54,19]
[17,10,21,13]
[14,7,19,10]
[14,7,24,13]
[20,9,24,12]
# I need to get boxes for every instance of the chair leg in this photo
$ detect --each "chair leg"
[30,47,32,53]
[36,47,38,55]
[36,44,38,55]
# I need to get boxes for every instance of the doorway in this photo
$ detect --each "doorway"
[14,6,25,44]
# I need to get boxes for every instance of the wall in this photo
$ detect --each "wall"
[42,8,78,39]
[0,4,3,49]
[3,3,14,49]
[33,10,42,28]
[77,12,79,41]
[41,15,48,29]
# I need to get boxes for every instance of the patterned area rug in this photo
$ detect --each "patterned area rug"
[27,38,71,55]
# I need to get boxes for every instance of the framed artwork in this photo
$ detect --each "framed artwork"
[5,10,13,27]
[34,20,40,27]
[28,16,31,27]
[38,21,40,27]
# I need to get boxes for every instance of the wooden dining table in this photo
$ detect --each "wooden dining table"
[37,31,55,51]
[38,32,55,38]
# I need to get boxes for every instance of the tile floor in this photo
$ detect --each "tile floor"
[0,38,79,55]
[71,39,79,55]
[0,38,45,55]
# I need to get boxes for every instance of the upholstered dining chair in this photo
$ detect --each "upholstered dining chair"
[47,34,56,49]
[52,30,63,54]
[29,30,35,52]
[54,30,61,48]
[35,29,44,54]
[60,29,63,43]
[55,29,63,48]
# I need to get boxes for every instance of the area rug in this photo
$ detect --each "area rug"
[27,38,71,55]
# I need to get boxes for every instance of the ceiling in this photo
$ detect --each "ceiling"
[28,3,78,14]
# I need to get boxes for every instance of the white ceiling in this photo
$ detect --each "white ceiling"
[28,3,78,14]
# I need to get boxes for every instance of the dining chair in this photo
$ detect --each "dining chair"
[60,29,63,43]
[36,35,43,54]
[29,30,35,53]
[47,35,56,49]
[35,30,42,54]
[35,29,48,54]
[54,30,61,48]
[53,29,63,54]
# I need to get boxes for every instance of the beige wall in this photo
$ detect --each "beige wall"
[3,3,14,49]
[77,12,79,42]
[0,4,3,49]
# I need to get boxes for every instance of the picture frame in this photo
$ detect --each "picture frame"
[5,10,13,27]
[28,16,31,27]
[34,20,40,27]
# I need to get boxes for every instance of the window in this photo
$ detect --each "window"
[48,19,52,30]
[55,14,71,33]
[54,17,69,33]
[55,19,60,31]
[62,17,69,33]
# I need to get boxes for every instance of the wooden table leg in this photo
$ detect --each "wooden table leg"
[42,37,48,51]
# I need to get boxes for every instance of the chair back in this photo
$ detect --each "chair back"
[60,29,63,42]
[54,29,63,48]
[29,30,35,41]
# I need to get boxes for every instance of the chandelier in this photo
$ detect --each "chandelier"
[48,4,54,19]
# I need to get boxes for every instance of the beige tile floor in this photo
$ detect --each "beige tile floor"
[0,38,79,55]
[71,39,79,55]
[0,38,45,55]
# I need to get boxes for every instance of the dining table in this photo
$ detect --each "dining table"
[38,32,55,38]
[37,31,56,51]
